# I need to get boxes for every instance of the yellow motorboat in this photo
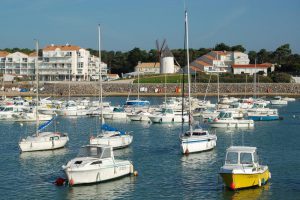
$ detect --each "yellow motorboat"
[219,146,271,190]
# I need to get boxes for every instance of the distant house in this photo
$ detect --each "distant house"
[106,74,120,81]
[189,51,250,74]
[135,62,160,74]
[232,63,274,76]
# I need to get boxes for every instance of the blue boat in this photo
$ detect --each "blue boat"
[125,99,150,107]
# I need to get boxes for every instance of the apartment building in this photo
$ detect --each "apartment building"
[41,44,107,81]
[0,44,107,81]
[0,51,36,77]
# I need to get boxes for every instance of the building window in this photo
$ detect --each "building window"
[44,57,49,62]
[52,64,57,68]
[66,52,72,56]
[22,58,28,62]
[77,62,83,68]
[0,58,5,62]
[8,58,12,62]
[67,64,71,69]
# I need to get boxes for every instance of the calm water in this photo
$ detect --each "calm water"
[0,97,300,200]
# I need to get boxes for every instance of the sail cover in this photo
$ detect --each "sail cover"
[101,124,126,135]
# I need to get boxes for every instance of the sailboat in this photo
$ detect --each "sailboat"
[124,68,150,109]
[90,25,133,149]
[180,10,217,154]
[19,40,69,152]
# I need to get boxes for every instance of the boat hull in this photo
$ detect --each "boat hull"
[209,120,254,128]
[19,137,69,152]
[220,168,270,190]
[64,161,133,185]
[247,115,279,121]
[90,135,133,149]
[181,137,217,154]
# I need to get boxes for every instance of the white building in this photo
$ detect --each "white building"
[41,44,107,81]
[189,51,250,74]
[135,61,180,75]
[0,44,108,81]
[232,63,274,76]
[0,51,36,77]
[135,62,160,74]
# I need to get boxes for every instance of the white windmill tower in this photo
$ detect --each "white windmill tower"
[156,39,175,74]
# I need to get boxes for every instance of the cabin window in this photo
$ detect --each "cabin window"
[91,161,102,165]
[75,161,82,164]
[101,148,111,159]
[253,151,258,163]
[240,153,253,164]
[226,152,238,164]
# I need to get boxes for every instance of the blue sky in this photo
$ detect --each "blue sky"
[1,0,300,53]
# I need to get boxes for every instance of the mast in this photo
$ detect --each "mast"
[254,58,257,99]
[137,66,140,100]
[35,40,39,135]
[185,10,192,132]
[98,24,104,125]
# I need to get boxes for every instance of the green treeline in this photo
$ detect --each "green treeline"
[2,43,300,77]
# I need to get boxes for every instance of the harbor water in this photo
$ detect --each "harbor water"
[0,97,299,200]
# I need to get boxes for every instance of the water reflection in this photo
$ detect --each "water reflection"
[19,148,68,160]
[222,184,270,200]
[181,150,217,170]
[66,176,136,200]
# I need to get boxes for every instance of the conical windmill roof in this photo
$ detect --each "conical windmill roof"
[161,46,173,58]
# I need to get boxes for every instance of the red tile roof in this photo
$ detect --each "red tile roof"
[28,52,37,57]
[137,62,160,68]
[43,45,81,51]
[232,63,272,68]
[195,60,211,66]
[204,54,216,60]
[0,51,10,57]
[212,51,228,55]
[190,66,203,72]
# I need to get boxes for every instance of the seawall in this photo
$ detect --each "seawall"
[2,82,300,97]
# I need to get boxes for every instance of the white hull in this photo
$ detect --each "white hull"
[90,135,133,149]
[128,115,150,121]
[19,132,69,152]
[181,136,217,154]
[270,100,288,105]
[103,112,127,120]
[64,160,133,185]
[12,113,53,122]
[56,109,89,116]
[209,120,254,128]
[149,115,188,123]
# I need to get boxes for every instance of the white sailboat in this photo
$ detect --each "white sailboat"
[180,10,217,154]
[90,25,133,149]
[18,40,69,152]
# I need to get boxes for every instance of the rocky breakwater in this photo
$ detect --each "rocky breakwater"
[40,82,300,97]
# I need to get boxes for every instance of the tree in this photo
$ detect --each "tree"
[248,51,257,64]
[127,48,148,71]
[274,44,292,64]
[231,45,246,52]
[257,49,270,64]
[214,43,231,51]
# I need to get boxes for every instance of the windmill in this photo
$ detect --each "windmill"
[155,39,175,74]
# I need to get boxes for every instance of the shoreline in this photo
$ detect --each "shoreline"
[1,81,300,98]
[2,91,300,98]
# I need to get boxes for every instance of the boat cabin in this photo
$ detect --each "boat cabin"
[77,145,113,159]
[217,111,233,119]
[184,130,208,137]
[225,146,258,166]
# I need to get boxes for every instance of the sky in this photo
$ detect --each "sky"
[1,0,300,53]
